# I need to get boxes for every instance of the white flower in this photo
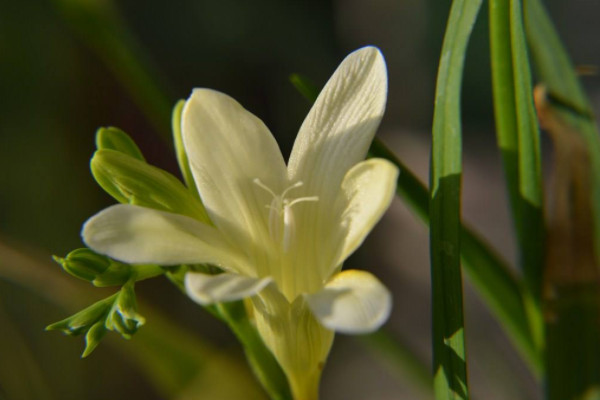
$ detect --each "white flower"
[83,46,398,399]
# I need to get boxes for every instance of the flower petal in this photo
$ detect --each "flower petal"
[287,46,387,201]
[304,270,391,334]
[185,272,272,305]
[182,89,287,255]
[82,204,249,273]
[335,158,398,266]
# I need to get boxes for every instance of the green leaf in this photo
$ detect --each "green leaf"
[489,0,545,359]
[429,0,483,398]
[510,0,545,342]
[95,126,145,161]
[91,149,210,222]
[368,139,540,374]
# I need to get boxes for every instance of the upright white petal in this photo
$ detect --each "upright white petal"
[82,204,249,274]
[304,269,392,334]
[182,89,288,265]
[287,46,387,200]
[185,272,272,305]
[334,158,398,267]
[284,47,388,287]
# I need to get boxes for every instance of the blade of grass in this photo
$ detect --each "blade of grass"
[509,0,545,347]
[489,0,545,360]
[291,75,540,379]
[429,0,483,397]
[525,1,600,397]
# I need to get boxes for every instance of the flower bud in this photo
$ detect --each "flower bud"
[95,126,145,161]
[82,321,108,358]
[53,248,133,287]
[46,294,116,336]
[105,282,145,339]
[91,149,209,222]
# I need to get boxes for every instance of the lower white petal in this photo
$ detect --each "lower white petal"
[185,272,272,305]
[82,204,247,273]
[304,269,391,334]
[335,158,398,266]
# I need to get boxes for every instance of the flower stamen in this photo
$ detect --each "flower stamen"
[253,178,319,251]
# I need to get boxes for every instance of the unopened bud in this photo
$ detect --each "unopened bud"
[105,282,145,339]
[53,249,132,287]
[91,149,209,222]
[46,294,116,336]
[96,127,145,161]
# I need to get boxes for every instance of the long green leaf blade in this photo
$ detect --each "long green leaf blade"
[430,1,482,398]
[510,0,545,337]
[489,0,545,360]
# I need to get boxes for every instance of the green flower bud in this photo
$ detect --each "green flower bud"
[82,321,108,358]
[53,248,133,287]
[53,249,110,282]
[46,294,116,336]
[47,283,147,357]
[91,149,210,223]
[105,282,145,339]
[95,126,145,161]
[172,99,199,196]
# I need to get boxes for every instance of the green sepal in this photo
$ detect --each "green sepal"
[53,248,164,287]
[91,149,209,222]
[105,282,145,339]
[172,99,200,198]
[46,294,117,336]
[96,126,145,161]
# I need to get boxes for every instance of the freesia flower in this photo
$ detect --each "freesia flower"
[83,46,398,400]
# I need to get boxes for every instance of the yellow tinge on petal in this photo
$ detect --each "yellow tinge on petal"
[251,286,334,400]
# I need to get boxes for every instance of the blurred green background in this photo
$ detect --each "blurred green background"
[1,0,598,399]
